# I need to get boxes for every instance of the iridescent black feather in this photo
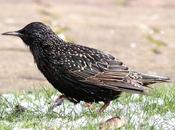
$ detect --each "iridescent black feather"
[2,22,170,104]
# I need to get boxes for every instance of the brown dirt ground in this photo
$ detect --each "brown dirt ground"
[0,0,174,93]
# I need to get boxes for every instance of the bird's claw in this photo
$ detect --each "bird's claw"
[49,95,66,110]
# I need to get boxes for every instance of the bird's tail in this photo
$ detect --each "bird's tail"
[140,73,170,85]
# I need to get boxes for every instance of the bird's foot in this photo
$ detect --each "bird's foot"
[49,95,66,110]
[83,102,93,109]
[98,102,110,114]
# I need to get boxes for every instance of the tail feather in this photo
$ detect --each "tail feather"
[140,74,170,85]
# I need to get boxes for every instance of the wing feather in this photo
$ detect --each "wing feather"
[61,44,148,94]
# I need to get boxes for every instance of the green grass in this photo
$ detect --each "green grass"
[0,84,175,130]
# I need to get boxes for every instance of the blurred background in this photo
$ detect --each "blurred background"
[0,0,174,92]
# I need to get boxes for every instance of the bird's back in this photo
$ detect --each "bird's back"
[30,38,169,103]
[2,22,169,104]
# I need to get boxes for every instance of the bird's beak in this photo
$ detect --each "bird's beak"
[1,31,23,37]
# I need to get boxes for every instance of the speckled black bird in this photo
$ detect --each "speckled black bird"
[2,22,170,112]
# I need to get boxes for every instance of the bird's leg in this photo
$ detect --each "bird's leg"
[99,101,110,113]
[84,102,93,108]
[50,94,66,110]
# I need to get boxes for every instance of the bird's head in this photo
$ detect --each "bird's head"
[2,22,55,46]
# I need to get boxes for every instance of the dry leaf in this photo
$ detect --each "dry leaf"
[99,116,126,130]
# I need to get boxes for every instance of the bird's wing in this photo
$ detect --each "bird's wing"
[68,59,148,94]
[61,44,148,94]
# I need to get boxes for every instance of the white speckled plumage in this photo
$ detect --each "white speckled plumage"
[2,22,170,105]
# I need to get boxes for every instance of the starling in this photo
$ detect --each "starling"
[2,22,170,112]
